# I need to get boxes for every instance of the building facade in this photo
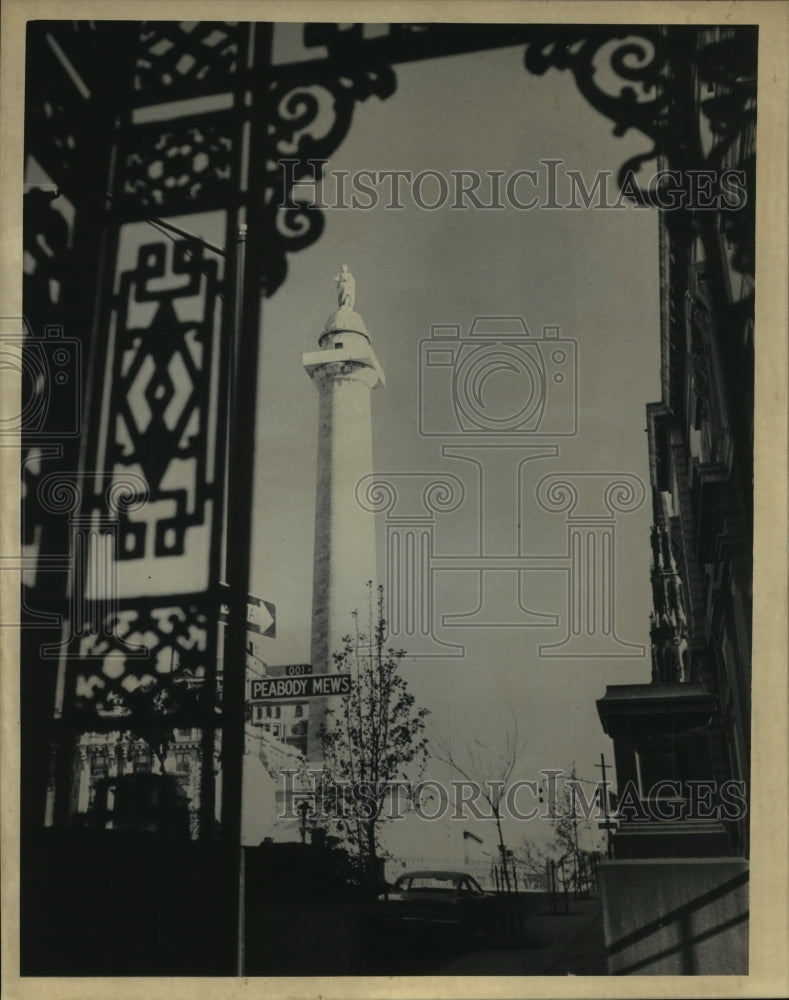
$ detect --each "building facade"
[596,25,755,974]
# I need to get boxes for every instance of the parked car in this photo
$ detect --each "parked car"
[375,870,498,940]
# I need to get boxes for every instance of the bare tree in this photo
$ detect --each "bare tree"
[551,763,601,897]
[433,712,527,894]
[518,763,603,899]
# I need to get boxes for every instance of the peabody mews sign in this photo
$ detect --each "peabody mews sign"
[249,674,352,701]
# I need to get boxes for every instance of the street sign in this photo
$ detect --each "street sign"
[246,595,276,637]
[249,674,351,701]
[219,591,276,637]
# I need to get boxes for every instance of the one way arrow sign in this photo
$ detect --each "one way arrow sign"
[219,591,276,637]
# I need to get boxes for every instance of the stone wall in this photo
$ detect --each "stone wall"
[599,857,748,974]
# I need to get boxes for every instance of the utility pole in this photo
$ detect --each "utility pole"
[570,786,581,897]
[226,221,249,980]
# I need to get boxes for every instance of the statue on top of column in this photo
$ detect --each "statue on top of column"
[334,264,356,310]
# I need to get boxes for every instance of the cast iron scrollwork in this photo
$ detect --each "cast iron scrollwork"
[525,25,756,282]
[259,63,397,296]
[525,26,666,196]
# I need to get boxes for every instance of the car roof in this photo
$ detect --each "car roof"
[395,870,475,880]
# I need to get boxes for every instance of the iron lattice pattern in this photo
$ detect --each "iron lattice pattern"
[133,21,241,103]
[110,239,221,560]
[75,600,210,717]
[123,118,235,214]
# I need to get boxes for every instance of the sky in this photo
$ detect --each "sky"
[247,40,661,850]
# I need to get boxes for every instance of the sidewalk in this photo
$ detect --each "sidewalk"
[433,898,608,975]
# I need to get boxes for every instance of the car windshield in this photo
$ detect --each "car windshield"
[395,874,485,892]
[408,877,457,891]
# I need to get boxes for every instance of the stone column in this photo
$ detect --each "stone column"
[303,295,384,758]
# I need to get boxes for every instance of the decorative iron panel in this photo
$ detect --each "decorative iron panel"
[133,21,242,105]
[121,115,236,217]
[73,597,211,716]
[107,237,221,561]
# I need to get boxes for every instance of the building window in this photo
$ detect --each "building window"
[133,750,151,773]
[266,705,272,718]
[275,706,281,719]
[294,704,303,718]
[92,754,107,778]
[174,751,191,773]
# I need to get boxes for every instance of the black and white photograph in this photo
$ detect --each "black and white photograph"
[1,3,787,996]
